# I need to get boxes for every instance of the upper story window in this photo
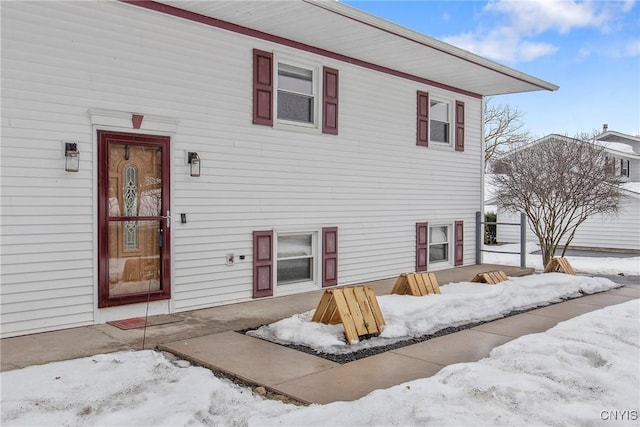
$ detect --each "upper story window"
[416,91,462,150]
[277,63,316,125]
[253,49,338,134]
[430,100,450,144]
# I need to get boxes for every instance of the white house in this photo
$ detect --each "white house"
[494,129,640,252]
[0,1,557,338]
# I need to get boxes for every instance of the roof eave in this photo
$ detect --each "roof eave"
[306,0,559,95]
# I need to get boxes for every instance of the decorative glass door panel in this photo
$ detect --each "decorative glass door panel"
[98,132,171,308]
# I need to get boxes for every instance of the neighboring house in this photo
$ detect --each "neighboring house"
[492,129,640,253]
[0,1,557,338]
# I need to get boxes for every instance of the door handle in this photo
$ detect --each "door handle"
[160,210,171,228]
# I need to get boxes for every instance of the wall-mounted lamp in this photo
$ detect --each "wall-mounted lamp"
[64,142,79,172]
[187,152,201,177]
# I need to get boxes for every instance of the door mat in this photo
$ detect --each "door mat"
[108,314,183,330]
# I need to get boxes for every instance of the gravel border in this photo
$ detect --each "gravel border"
[240,292,591,364]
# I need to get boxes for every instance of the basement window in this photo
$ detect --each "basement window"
[277,233,316,285]
[429,225,450,263]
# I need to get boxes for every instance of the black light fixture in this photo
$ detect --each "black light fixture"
[188,152,201,177]
[64,142,79,172]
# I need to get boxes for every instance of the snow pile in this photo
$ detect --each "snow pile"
[1,351,287,427]
[2,300,638,427]
[250,300,640,427]
[483,242,640,276]
[247,273,620,354]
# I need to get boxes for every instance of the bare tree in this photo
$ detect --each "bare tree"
[490,134,623,267]
[484,98,530,166]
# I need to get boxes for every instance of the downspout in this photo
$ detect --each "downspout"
[478,96,487,265]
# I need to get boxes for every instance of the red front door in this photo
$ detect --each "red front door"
[97,131,171,308]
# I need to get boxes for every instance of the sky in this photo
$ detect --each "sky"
[2,258,638,426]
[342,0,640,139]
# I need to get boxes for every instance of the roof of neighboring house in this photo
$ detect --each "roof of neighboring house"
[484,175,640,205]
[593,140,640,159]
[135,1,559,97]
[621,182,640,199]
[485,131,640,204]
[493,133,640,161]
[596,130,640,145]
[595,130,640,156]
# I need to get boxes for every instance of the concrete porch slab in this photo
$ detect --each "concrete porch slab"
[528,300,602,320]
[606,285,640,298]
[272,351,444,404]
[158,331,337,387]
[572,293,636,307]
[471,312,561,338]
[391,329,513,366]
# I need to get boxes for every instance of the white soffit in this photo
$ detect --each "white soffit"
[154,0,559,97]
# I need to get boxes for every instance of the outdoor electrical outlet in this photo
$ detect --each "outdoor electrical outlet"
[226,253,235,266]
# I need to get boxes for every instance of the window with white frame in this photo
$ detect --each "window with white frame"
[429,225,449,263]
[277,233,315,285]
[277,62,317,125]
[430,100,451,144]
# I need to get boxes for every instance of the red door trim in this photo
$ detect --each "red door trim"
[97,131,171,308]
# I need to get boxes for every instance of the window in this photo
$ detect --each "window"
[277,233,315,285]
[277,62,316,125]
[429,225,449,263]
[416,92,463,149]
[253,50,338,133]
[621,159,630,177]
[123,164,138,250]
[605,156,614,175]
[430,100,450,144]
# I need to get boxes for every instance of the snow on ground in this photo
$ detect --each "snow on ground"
[2,299,638,427]
[483,242,640,276]
[248,273,620,352]
[2,256,638,427]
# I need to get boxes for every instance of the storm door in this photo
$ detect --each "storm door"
[98,131,171,308]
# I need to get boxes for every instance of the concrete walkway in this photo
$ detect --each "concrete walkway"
[159,285,639,404]
[1,264,530,372]
[2,264,638,404]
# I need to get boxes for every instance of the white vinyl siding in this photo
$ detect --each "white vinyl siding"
[1,1,482,337]
[495,195,640,253]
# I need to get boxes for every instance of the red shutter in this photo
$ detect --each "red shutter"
[454,220,464,266]
[322,227,338,287]
[253,49,273,126]
[455,101,465,152]
[253,230,273,298]
[417,91,429,146]
[323,67,339,135]
[416,222,428,272]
